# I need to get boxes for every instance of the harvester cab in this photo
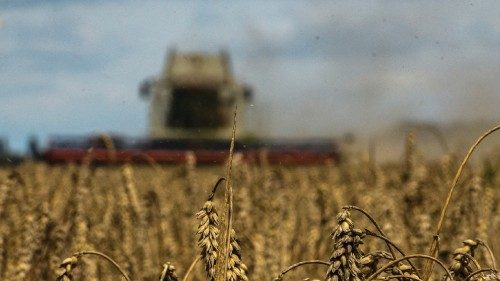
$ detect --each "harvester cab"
[140,50,252,140]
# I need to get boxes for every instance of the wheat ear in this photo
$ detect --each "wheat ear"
[226,228,248,281]
[160,262,179,281]
[196,178,225,280]
[326,209,365,281]
[447,239,480,280]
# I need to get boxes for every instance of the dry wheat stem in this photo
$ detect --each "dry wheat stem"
[363,229,420,278]
[462,253,481,271]
[478,240,497,270]
[363,230,406,257]
[75,251,131,281]
[216,106,237,281]
[425,124,500,280]
[182,256,201,281]
[208,177,226,201]
[464,268,498,281]
[367,254,453,281]
[274,260,330,281]
[360,251,393,277]
[382,275,422,281]
[343,206,396,260]
[380,274,422,281]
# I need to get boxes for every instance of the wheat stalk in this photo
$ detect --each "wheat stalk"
[56,251,131,281]
[424,124,500,280]
[367,254,453,281]
[182,256,201,281]
[215,107,237,281]
[389,262,420,281]
[465,269,499,281]
[359,251,393,277]
[274,260,330,281]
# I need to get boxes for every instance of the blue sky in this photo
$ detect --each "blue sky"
[1,1,500,152]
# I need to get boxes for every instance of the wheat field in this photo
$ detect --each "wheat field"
[0,136,498,281]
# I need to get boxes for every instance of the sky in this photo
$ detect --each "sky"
[1,0,500,152]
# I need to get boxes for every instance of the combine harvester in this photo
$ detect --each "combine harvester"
[44,50,340,165]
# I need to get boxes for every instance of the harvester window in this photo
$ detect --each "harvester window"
[167,87,229,128]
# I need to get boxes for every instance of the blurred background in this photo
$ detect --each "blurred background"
[1,0,499,160]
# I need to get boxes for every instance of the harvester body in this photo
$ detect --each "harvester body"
[43,50,340,165]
